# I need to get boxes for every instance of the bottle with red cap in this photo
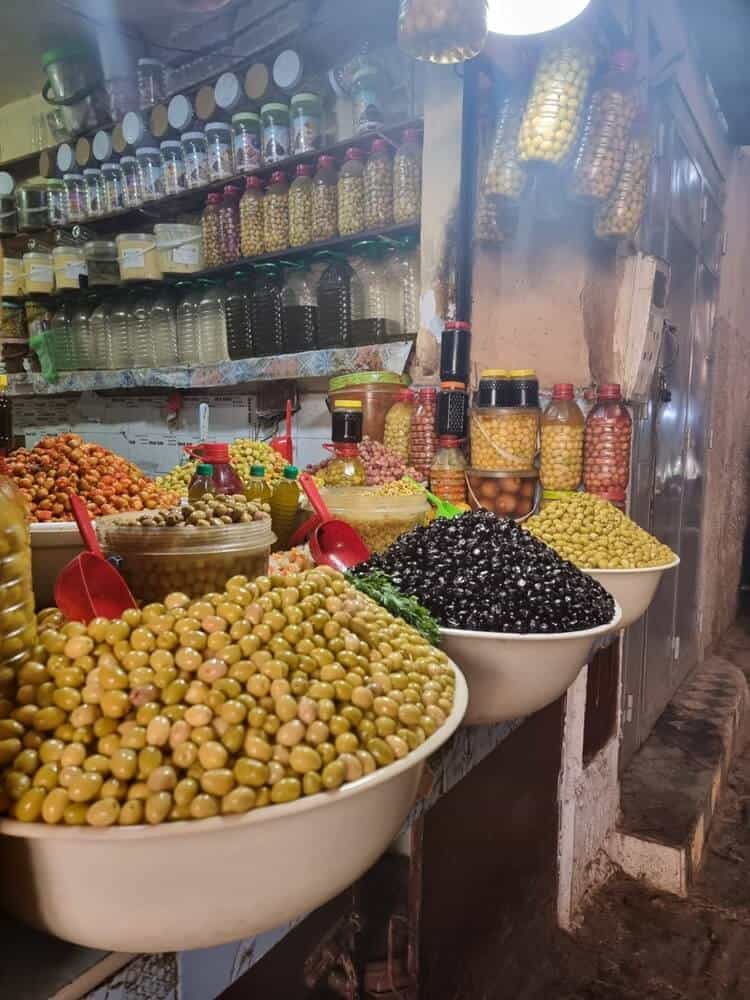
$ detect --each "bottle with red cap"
[409,387,438,482]
[188,443,244,496]
[240,176,265,257]
[364,138,394,229]
[583,383,632,503]
[540,383,585,492]
[430,435,467,504]
[312,154,338,241]
[338,147,365,236]
[202,192,223,269]
[289,163,313,247]
[264,171,289,253]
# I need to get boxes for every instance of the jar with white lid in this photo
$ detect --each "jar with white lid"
[122,110,147,149]
[47,179,68,226]
[2,258,24,298]
[232,112,262,172]
[168,94,194,133]
[160,140,186,195]
[84,240,121,286]
[120,156,143,208]
[214,72,242,114]
[205,122,234,181]
[116,232,163,282]
[102,163,125,213]
[83,168,106,218]
[182,131,209,189]
[52,246,87,291]
[136,146,163,202]
[22,252,54,296]
[64,173,86,222]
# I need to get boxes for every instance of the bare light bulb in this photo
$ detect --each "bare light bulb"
[487,0,593,36]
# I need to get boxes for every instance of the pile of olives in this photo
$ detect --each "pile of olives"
[0,568,455,826]
[120,494,269,529]
[525,493,675,570]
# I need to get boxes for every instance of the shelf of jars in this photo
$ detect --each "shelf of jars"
[5,339,415,396]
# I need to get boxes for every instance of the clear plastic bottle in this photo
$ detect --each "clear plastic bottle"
[351,242,399,345]
[128,288,158,369]
[482,86,528,202]
[136,146,164,201]
[583,382,633,503]
[88,298,111,370]
[205,122,234,181]
[540,383,584,492]
[289,164,313,247]
[270,465,300,549]
[251,264,285,356]
[594,111,652,240]
[326,400,366,485]
[107,294,131,369]
[120,155,143,208]
[351,63,385,133]
[398,0,487,63]
[386,237,419,339]
[161,139,186,196]
[224,271,254,360]
[0,474,36,671]
[245,464,273,505]
[384,388,414,460]
[393,129,422,224]
[316,254,363,349]
[51,300,75,371]
[410,386,438,481]
[264,171,289,253]
[240,175,265,257]
[150,286,179,367]
[281,261,318,352]
[102,162,125,213]
[202,192,223,268]
[83,168,105,218]
[70,297,94,370]
[176,283,202,365]
[219,186,242,264]
[338,147,365,236]
[364,138,394,229]
[312,154,338,241]
[197,281,228,364]
[191,443,244,495]
[188,463,215,500]
[430,435,467,504]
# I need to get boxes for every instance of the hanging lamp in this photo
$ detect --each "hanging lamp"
[487,0,593,36]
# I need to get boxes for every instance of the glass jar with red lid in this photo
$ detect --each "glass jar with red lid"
[583,383,632,501]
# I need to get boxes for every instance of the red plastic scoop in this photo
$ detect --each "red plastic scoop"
[271,399,294,464]
[298,473,370,571]
[54,495,138,622]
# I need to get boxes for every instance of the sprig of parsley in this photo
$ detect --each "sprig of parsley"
[345,570,440,645]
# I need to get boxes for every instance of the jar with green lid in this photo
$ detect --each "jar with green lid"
[261,102,290,164]
[328,370,408,442]
[291,92,322,153]
[232,112,262,171]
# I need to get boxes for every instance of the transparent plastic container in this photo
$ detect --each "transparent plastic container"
[63,172,86,222]
[289,164,313,247]
[188,443,244,495]
[52,245,87,292]
[88,298,111,370]
[264,171,289,253]
[205,122,234,182]
[351,64,385,133]
[137,58,167,111]
[22,252,54,296]
[233,112,262,172]
[150,286,179,367]
[107,294,131,369]
[540,383,584,491]
[154,222,204,274]
[518,36,598,166]
[316,254,363,348]
[51,300,75,371]
[570,50,638,202]
[281,262,318,352]
[430,435,467,504]
[102,162,125,214]
[136,146,164,202]
[270,467,300,551]
[338,147,365,236]
[364,138,394,229]
[383,388,414,460]
[128,288,158,369]
[251,264,285,356]
[197,282,229,364]
[161,139,186,196]
[120,156,143,208]
[224,271,254,360]
[0,476,36,672]
[328,371,407,442]
[261,103,290,164]
[583,382,632,501]
[176,283,201,365]
[70,297,94,370]
[466,468,539,520]
[291,92,322,153]
[202,192,223,268]
[47,179,68,226]
[386,238,419,339]
[83,168,105,218]
[594,113,652,239]
[351,242,399,345]
[312,154,338,241]
[84,240,120,287]
[182,131,210,189]
[470,406,539,471]
[409,386,438,481]
[240,176,265,257]
[398,0,487,63]
[393,129,422,224]
[219,185,242,264]
[98,512,274,603]
[483,87,528,202]
[320,486,429,553]
[116,233,163,282]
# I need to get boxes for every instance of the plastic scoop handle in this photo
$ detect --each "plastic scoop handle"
[70,494,104,557]
[299,473,332,523]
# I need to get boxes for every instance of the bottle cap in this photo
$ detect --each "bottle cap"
[270,171,287,185]
[402,128,421,143]
[196,463,213,476]
[445,320,471,331]
[333,399,363,409]
[552,383,575,399]
[246,175,264,190]
[345,147,365,160]
[597,383,622,400]
[317,154,336,169]
[481,369,508,378]
[440,381,466,391]
[509,369,537,378]
[283,465,299,479]
[437,435,461,446]
[251,465,265,476]
[197,443,230,462]
[295,163,313,178]
[371,138,390,154]
[207,192,223,205]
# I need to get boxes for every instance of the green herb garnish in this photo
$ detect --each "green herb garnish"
[345,570,440,645]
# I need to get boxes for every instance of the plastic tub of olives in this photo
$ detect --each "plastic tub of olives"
[0,667,468,953]
[584,556,679,630]
[440,605,622,725]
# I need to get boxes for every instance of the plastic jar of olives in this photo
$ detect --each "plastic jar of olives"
[338,147,365,236]
[312,154,338,241]
[483,87,528,202]
[0,476,36,672]
[261,102,290,164]
[264,171,289,253]
[240,175,265,257]
[409,386,438,481]
[518,36,598,166]
[202,192,223,268]
[471,370,539,471]
[540,383,584,491]
[289,163,313,247]
[393,129,422,224]
[570,50,638,202]
[430,435,467,504]
[384,389,414,460]
[594,112,652,240]
[398,0,488,63]
[364,138,394,230]
[583,383,632,501]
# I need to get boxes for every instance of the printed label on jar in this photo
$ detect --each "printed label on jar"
[292,114,321,153]
[120,248,146,271]
[63,261,88,280]
[172,244,199,267]
[263,124,290,163]
[29,264,54,285]
[234,134,261,170]
[185,150,209,188]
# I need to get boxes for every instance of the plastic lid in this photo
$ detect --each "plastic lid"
[445,320,471,331]
[402,128,421,143]
[122,111,145,144]
[437,435,461,446]
[552,383,575,398]
[0,172,14,195]
[250,464,265,476]
[328,371,406,391]
[245,63,270,101]
[245,175,264,191]
[232,111,260,123]
[101,162,118,171]
[207,192,223,204]
[195,463,213,476]
[92,130,112,162]
[63,172,84,181]
[295,163,313,177]
[333,399,364,410]
[168,94,193,130]
[283,465,299,479]
[262,102,290,114]
[135,147,159,157]
[42,45,93,69]
[205,121,231,133]
[597,382,623,400]
[223,184,242,197]
[509,369,537,378]
[291,92,320,106]
[181,131,206,142]
[317,154,336,169]
[83,167,102,175]
[269,171,287,185]
[47,178,65,187]
[371,138,390,153]
[161,139,182,150]
[273,49,303,90]
[138,57,164,68]
[197,443,230,462]
[345,146,365,160]
[481,369,509,378]
[120,155,136,164]
[57,145,75,172]
[440,381,466,391]
[214,72,241,109]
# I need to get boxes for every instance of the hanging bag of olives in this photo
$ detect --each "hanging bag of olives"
[398,0,488,64]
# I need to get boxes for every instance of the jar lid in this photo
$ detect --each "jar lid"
[223,184,242,196]
[295,163,313,177]
[150,103,169,136]
[135,147,160,156]
[291,91,321,106]
[481,369,509,378]
[214,71,241,110]
[273,49,303,90]
[245,175,264,190]
[63,172,84,181]
[261,102,290,114]
[122,111,146,145]
[437,435,461,446]
[168,94,193,130]
[232,111,260,124]
[23,251,52,259]
[244,62,270,101]
[160,140,182,150]
[138,57,164,68]
[195,84,216,120]
[597,382,623,399]
[52,245,82,256]
[181,131,206,142]
[552,382,575,398]
[333,399,363,409]
[509,369,537,378]
[402,128,421,143]
[445,320,470,331]
[0,172,14,195]
[329,371,407,391]
[120,155,137,164]
[115,233,153,242]
[83,167,102,175]
[92,130,112,162]
[371,138,390,153]
[47,178,64,188]
[440,381,466,391]
[101,162,119,171]
[317,154,336,169]
[345,146,365,160]
[206,192,223,204]
[84,240,117,251]
[205,121,231,133]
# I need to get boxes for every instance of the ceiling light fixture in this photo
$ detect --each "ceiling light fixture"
[487,0,593,36]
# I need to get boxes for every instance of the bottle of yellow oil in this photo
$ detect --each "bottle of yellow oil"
[245,464,273,505]
[270,465,300,549]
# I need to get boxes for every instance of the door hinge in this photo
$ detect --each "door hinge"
[672,635,681,660]
[625,693,634,723]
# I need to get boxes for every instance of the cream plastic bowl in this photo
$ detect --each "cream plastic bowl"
[440,606,622,725]
[584,557,680,630]
[0,668,468,953]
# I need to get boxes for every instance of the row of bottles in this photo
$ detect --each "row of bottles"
[49,240,419,371]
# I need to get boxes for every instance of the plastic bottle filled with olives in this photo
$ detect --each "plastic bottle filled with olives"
[0,477,36,675]
[240,175,265,257]
[594,111,652,239]
[482,86,529,202]
[289,164,313,248]
[338,148,366,237]
[398,0,488,64]
[393,129,422,224]
[312,155,338,241]
[540,383,584,491]
[518,36,598,167]
[364,139,394,229]
[264,171,290,254]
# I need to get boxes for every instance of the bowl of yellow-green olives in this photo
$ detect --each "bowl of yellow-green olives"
[584,558,679,629]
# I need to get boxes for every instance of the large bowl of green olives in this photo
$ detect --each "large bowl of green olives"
[584,557,679,630]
